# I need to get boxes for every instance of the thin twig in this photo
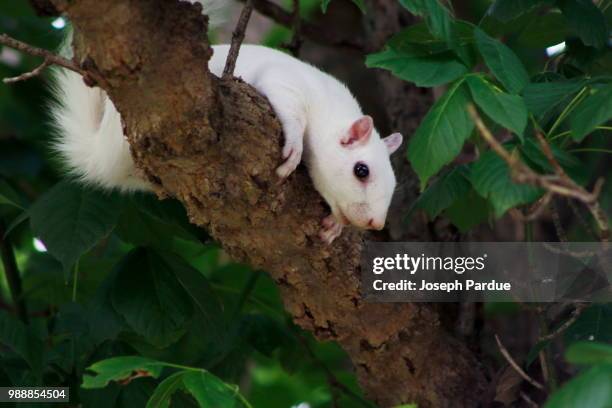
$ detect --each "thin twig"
[567,198,597,240]
[535,131,565,177]
[3,57,50,83]
[539,303,587,342]
[538,351,550,384]
[526,193,553,221]
[0,221,28,323]
[536,312,558,390]
[495,334,545,390]
[550,201,568,243]
[283,0,303,56]
[510,193,553,222]
[520,391,539,408]
[239,0,364,50]
[0,33,103,86]
[223,0,254,79]
[467,104,609,242]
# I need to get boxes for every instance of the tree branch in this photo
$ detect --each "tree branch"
[468,104,609,242]
[0,33,104,86]
[539,303,587,343]
[223,0,254,78]
[3,58,50,84]
[242,0,365,50]
[495,334,545,390]
[282,0,303,57]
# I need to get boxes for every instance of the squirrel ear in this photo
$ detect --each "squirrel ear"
[341,116,373,147]
[383,132,403,155]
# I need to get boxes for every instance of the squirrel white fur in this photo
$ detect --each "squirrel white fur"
[50,17,403,244]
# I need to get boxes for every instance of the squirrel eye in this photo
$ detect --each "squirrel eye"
[353,162,369,180]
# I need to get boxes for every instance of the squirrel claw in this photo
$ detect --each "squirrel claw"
[276,141,302,179]
[319,215,343,244]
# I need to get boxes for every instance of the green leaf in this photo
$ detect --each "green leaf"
[321,0,330,12]
[399,0,453,42]
[470,150,542,217]
[111,248,194,348]
[566,342,612,366]
[168,251,226,343]
[558,0,608,49]
[0,179,27,209]
[519,136,580,174]
[182,370,250,408]
[411,165,471,218]
[522,79,585,117]
[0,310,44,376]
[487,0,547,22]
[526,339,552,367]
[87,269,127,343]
[444,188,490,232]
[3,211,30,239]
[565,304,612,343]
[474,28,529,94]
[240,314,293,357]
[467,76,528,139]
[29,181,122,272]
[570,84,612,142]
[351,0,366,13]
[516,11,570,49]
[146,371,186,408]
[366,22,471,87]
[82,356,164,389]
[366,48,467,87]
[387,20,477,67]
[408,78,474,188]
[115,202,182,248]
[544,365,612,408]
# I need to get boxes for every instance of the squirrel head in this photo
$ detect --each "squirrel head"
[309,115,403,231]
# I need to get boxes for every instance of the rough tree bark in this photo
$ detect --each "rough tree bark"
[42,0,486,406]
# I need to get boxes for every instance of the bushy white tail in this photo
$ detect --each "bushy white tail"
[50,69,150,191]
[50,0,231,191]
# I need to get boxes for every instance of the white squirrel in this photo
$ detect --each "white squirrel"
[50,7,403,244]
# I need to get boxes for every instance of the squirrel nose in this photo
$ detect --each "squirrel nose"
[368,218,384,230]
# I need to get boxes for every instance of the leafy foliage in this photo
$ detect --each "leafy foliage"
[471,150,542,217]
[0,0,610,407]
[545,342,612,408]
[29,181,122,274]
[474,28,530,94]
[466,75,528,139]
[569,83,612,141]
[82,356,252,407]
[370,0,611,232]
[407,78,474,188]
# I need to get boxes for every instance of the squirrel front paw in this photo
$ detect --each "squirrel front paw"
[319,214,344,244]
[275,138,303,179]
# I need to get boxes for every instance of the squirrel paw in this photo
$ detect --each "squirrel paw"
[319,215,344,244]
[275,139,303,179]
